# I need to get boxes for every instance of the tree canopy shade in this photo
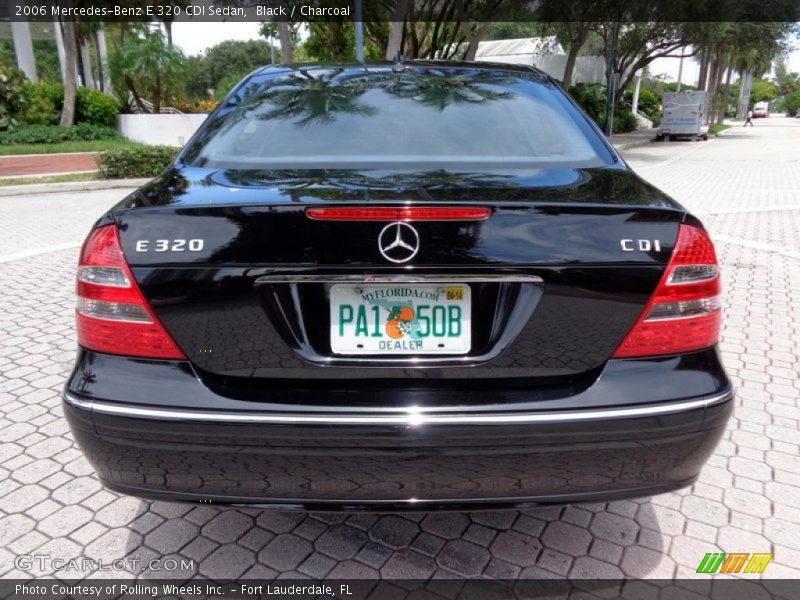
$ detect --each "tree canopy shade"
[774,58,800,98]
[183,39,274,99]
[785,89,800,113]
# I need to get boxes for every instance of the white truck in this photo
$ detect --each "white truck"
[657,91,709,141]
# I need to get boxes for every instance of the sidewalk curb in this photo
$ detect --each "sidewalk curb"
[0,151,99,159]
[612,137,656,151]
[610,128,658,152]
[0,178,151,197]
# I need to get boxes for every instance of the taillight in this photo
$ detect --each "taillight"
[306,207,492,221]
[612,223,721,358]
[75,225,186,360]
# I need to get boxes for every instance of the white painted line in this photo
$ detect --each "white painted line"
[0,242,81,264]
[713,234,800,260]
[0,170,98,180]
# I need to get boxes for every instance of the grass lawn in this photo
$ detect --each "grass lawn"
[0,172,101,187]
[0,139,144,156]
[709,124,732,136]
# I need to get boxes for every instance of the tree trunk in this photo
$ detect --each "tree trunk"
[704,58,717,123]
[79,38,94,88]
[125,77,147,113]
[164,20,173,47]
[697,51,709,91]
[717,62,734,124]
[52,19,67,84]
[385,0,409,59]
[277,22,293,64]
[153,72,162,114]
[10,22,38,81]
[561,27,590,89]
[60,19,78,127]
[737,70,752,119]
[706,57,725,124]
[464,22,489,61]
[95,28,111,93]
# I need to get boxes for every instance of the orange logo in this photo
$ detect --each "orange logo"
[386,306,414,339]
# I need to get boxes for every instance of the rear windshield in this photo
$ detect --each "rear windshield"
[184,66,611,170]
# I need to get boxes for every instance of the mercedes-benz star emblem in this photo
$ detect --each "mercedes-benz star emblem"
[378,222,420,264]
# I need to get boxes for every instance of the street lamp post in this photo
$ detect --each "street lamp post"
[354,0,364,63]
[603,19,620,136]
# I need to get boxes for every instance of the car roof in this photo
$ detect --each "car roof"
[251,60,552,82]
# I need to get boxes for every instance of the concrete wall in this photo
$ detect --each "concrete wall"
[117,114,209,147]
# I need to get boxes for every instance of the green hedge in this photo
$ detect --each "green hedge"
[0,63,27,130]
[76,87,119,127]
[623,87,661,126]
[18,82,119,127]
[568,83,639,134]
[0,123,119,144]
[18,81,62,125]
[97,145,179,179]
[785,89,800,114]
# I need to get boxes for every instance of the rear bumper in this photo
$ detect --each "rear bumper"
[64,348,733,510]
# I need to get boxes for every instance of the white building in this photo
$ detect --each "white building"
[474,37,607,85]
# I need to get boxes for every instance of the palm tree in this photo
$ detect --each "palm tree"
[59,18,78,127]
[382,68,514,111]
[255,69,375,126]
[385,0,409,59]
[277,22,293,64]
[734,48,774,119]
[108,28,186,113]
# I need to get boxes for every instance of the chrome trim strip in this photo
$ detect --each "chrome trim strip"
[255,274,543,285]
[64,391,731,426]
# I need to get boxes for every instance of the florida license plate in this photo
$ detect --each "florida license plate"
[330,284,471,355]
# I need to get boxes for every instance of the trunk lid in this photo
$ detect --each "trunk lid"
[113,166,685,387]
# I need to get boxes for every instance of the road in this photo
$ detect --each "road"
[1,116,798,585]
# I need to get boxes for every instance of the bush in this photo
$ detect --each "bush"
[18,81,62,125]
[610,107,638,133]
[569,83,605,123]
[624,87,661,126]
[17,82,118,127]
[174,99,218,113]
[72,123,120,140]
[0,63,27,130]
[568,83,639,134]
[76,87,119,127]
[0,123,119,145]
[97,145,179,178]
[213,72,246,100]
[785,89,800,114]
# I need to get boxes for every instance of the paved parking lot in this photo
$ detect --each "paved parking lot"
[1,117,799,583]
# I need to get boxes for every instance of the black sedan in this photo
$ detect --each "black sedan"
[64,62,732,511]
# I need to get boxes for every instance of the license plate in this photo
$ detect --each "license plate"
[330,284,471,355]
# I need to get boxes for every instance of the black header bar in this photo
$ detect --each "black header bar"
[2,0,799,23]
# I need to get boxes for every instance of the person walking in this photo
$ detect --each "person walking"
[744,109,754,127]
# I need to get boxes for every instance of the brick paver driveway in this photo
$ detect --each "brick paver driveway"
[1,117,799,582]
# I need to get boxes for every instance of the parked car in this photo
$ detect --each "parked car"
[64,62,732,510]
[753,102,769,118]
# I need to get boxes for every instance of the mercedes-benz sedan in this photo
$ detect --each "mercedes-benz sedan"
[64,62,732,510]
